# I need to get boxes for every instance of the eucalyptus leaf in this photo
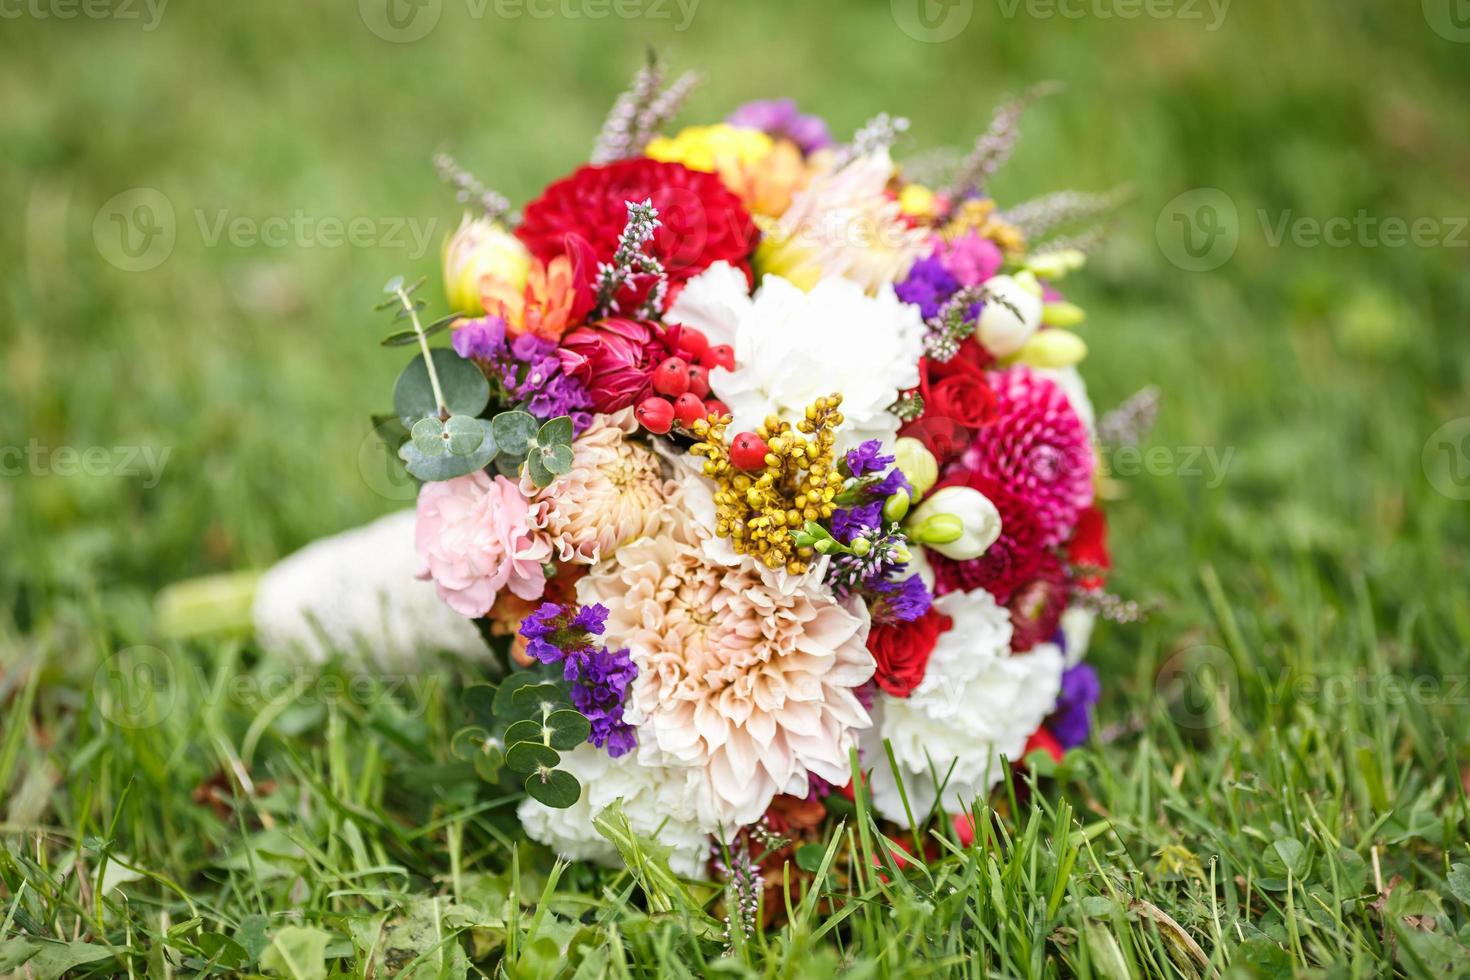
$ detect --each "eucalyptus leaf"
[410,417,447,456]
[545,710,591,750]
[509,682,570,720]
[492,673,541,716]
[380,328,421,347]
[525,768,581,809]
[394,349,490,427]
[383,275,405,295]
[444,415,484,455]
[464,683,498,726]
[398,418,496,481]
[537,416,574,447]
[473,744,504,782]
[505,741,559,774]
[526,452,554,489]
[503,719,544,748]
[491,411,540,455]
[450,726,491,762]
[541,443,575,476]
[495,454,525,479]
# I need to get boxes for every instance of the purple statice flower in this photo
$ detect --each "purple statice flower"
[895,254,960,320]
[830,501,883,544]
[452,316,509,360]
[518,601,638,757]
[867,573,932,624]
[870,467,912,500]
[503,334,594,430]
[845,440,896,479]
[727,98,833,155]
[1047,663,1100,749]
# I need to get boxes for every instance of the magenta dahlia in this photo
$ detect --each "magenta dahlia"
[961,367,1094,547]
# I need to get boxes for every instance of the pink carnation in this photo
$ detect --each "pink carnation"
[414,472,551,618]
[937,231,1004,286]
[961,366,1094,546]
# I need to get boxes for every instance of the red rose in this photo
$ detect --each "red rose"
[866,606,952,698]
[899,338,997,463]
[1006,551,1067,653]
[557,317,680,413]
[1066,505,1110,590]
[517,158,757,314]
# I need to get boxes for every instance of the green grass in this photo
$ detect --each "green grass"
[3,0,1470,975]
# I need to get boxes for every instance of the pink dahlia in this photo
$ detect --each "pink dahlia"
[1007,551,1068,653]
[557,317,679,413]
[961,366,1094,547]
[414,472,551,618]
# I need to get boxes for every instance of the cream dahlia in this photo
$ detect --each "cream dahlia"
[524,408,675,564]
[414,472,551,618]
[864,589,1064,820]
[578,483,875,830]
[666,264,924,451]
[516,744,712,879]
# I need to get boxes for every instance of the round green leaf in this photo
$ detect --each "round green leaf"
[526,452,554,489]
[541,443,575,476]
[505,741,559,774]
[411,417,447,456]
[464,683,498,725]
[537,416,574,447]
[492,673,541,715]
[444,414,484,455]
[503,719,544,748]
[525,768,581,809]
[491,411,539,455]
[545,710,591,750]
[450,726,492,762]
[398,418,496,482]
[509,682,570,720]
[473,743,505,782]
[394,349,490,427]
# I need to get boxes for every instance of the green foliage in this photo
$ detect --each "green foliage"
[450,675,589,810]
[393,350,491,428]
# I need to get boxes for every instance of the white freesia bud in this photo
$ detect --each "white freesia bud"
[1015,329,1088,368]
[892,437,938,498]
[1026,248,1086,280]
[442,214,531,317]
[977,273,1045,358]
[904,485,1001,561]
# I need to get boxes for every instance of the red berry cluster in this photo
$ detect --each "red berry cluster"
[633,326,737,435]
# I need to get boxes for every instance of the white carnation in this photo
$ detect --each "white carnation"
[865,590,1064,820]
[516,745,713,879]
[668,264,924,451]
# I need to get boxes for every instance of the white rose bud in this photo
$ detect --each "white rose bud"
[904,485,1002,561]
[977,273,1045,358]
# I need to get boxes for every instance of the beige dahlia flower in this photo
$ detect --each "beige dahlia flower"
[525,409,675,565]
[578,482,875,831]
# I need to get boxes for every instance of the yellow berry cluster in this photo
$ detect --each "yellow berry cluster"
[689,394,846,574]
[941,198,1027,254]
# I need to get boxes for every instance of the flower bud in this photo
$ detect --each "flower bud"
[977,274,1044,357]
[1042,301,1086,328]
[1026,249,1086,280]
[1015,329,1088,368]
[892,437,938,499]
[905,486,1001,560]
[850,537,872,557]
[442,214,532,317]
[882,488,911,523]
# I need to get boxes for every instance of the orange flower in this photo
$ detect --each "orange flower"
[479,234,597,342]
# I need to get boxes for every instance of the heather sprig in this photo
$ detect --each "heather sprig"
[595,199,667,316]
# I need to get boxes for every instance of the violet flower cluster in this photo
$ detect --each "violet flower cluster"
[824,441,932,624]
[519,601,638,757]
[453,316,593,432]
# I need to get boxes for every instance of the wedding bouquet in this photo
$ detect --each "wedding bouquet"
[374,61,1120,880]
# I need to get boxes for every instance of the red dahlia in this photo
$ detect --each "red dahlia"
[929,474,1044,604]
[1006,551,1068,653]
[516,158,757,313]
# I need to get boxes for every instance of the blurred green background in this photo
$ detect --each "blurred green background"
[1,0,1466,656]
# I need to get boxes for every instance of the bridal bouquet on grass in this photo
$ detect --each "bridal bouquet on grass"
[374,61,1121,880]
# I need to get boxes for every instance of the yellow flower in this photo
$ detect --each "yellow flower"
[442,214,531,317]
[898,184,939,221]
[646,124,809,218]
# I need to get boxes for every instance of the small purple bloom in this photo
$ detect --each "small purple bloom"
[517,601,638,758]
[868,573,932,624]
[727,98,834,155]
[845,440,896,479]
[830,501,883,544]
[870,468,912,500]
[1048,663,1100,749]
[895,255,960,320]
[452,316,508,360]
